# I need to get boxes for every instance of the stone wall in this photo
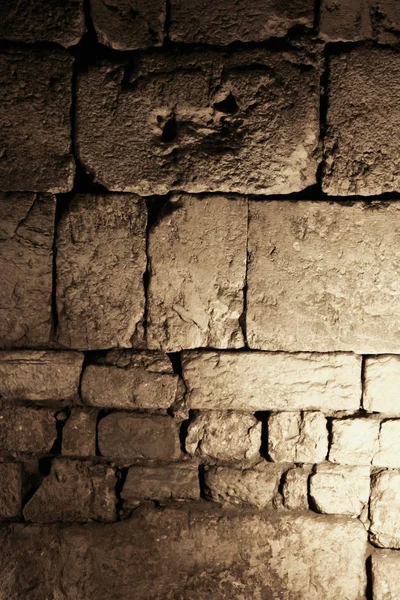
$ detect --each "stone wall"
[1,1,400,599]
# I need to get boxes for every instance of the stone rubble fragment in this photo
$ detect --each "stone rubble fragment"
[122,464,199,504]
[62,409,97,457]
[0,408,56,456]
[282,466,312,511]
[372,551,400,600]
[0,462,22,520]
[329,418,380,466]
[364,355,400,415]
[268,411,328,463]
[310,463,370,516]
[370,469,400,548]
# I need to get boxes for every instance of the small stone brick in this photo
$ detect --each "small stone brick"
[0,194,55,347]
[91,0,165,50]
[310,464,370,516]
[148,194,247,351]
[364,356,400,415]
[23,459,116,523]
[268,412,328,463]
[0,48,74,193]
[329,418,380,466]
[0,408,56,455]
[282,466,312,511]
[98,413,181,460]
[372,551,400,600]
[370,470,400,549]
[0,462,22,519]
[56,194,146,350]
[374,421,400,469]
[122,464,199,504]
[62,409,97,457]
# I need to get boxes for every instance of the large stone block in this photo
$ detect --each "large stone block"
[364,355,400,415]
[329,418,380,466]
[0,48,74,193]
[182,351,361,412]
[0,462,22,520]
[148,194,247,350]
[370,469,400,548]
[372,551,400,600]
[248,201,400,353]
[56,194,146,350]
[170,0,315,44]
[0,194,55,347]
[76,49,320,195]
[310,463,370,516]
[0,408,56,456]
[374,421,400,468]
[323,48,400,196]
[268,411,328,463]
[122,464,199,504]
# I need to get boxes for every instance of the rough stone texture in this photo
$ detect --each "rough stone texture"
[0,505,368,600]
[204,463,285,509]
[23,459,116,523]
[148,194,247,351]
[0,351,83,402]
[372,551,400,600]
[62,410,97,457]
[98,413,181,460]
[56,194,147,350]
[0,463,22,520]
[186,411,261,463]
[248,201,400,352]
[364,355,400,415]
[0,408,56,456]
[374,421,400,468]
[320,0,400,43]
[268,411,328,463]
[76,49,320,196]
[370,470,400,548]
[91,0,165,50]
[0,194,55,347]
[329,418,380,466]
[122,464,199,503]
[323,48,400,196]
[0,48,74,193]
[182,351,361,412]
[0,0,84,46]
[282,466,312,511]
[310,463,370,516]
[170,0,315,44]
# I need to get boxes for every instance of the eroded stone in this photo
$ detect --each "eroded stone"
[374,421,400,468]
[372,551,400,600]
[364,355,400,415]
[0,408,56,455]
[268,411,328,463]
[329,418,380,466]
[310,463,370,516]
[0,462,22,519]
[370,469,400,548]
[122,464,199,504]
[282,466,312,511]
[62,409,97,457]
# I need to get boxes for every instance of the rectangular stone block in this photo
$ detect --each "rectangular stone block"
[56,194,147,350]
[329,418,380,466]
[0,462,22,520]
[62,409,97,457]
[323,48,400,196]
[182,351,361,412]
[0,194,55,347]
[374,421,400,468]
[148,194,247,351]
[248,201,400,353]
[122,464,199,504]
[364,355,400,415]
[370,469,400,548]
[0,48,74,193]
[372,551,400,600]
[0,408,56,456]
[0,351,83,401]
[310,463,370,516]
[282,466,312,511]
[76,49,320,196]
[268,411,328,463]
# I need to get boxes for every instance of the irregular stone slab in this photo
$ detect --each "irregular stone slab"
[282,466,312,510]
[170,0,314,44]
[76,49,320,196]
[91,0,165,50]
[23,459,116,523]
[57,194,146,350]
[182,351,361,412]
[364,356,400,415]
[372,551,400,600]
[323,48,400,196]
[0,504,368,599]
[62,409,97,457]
[248,201,400,352]
[148,194,247,351]
[186,411,261,463]
[370,470,400,548]
[0,351,83,401]
[0,408,56,456]
[329,418,380,466]
[0,48,74,193]
[98,413,181,460]
[0,463,22,519]
[268,411,328,463]
[0,194,55,347]
[374,421,400,468]
[310,463,370,516]
[0,0,84,46]
[122,464,199,504]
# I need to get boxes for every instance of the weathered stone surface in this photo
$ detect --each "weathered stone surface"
[0,462,22,519]
[57,194,147,350]
[374,421,400,468]
[0,505,368,599]
[0,0,84,46]
[91,0,165,50]
[364,356,400,415]
[268,411,328,463]
[0,48,74,193]
[182,351,361,412]
[0,407,56,455]
[23,459,116,523]
[170,0,315,44]
[370,470,400,548]
[372,551,400,600]
[282,466,312,511]
[98,413,181,460]
[248,201,400,352]
[329,418,380,466]
[204,463,285,509]
[310,464,370,516]
[148,194,247,351]
[0,351,83,401]
[186,411,261,463]
[81,352,180,410]
[0,194,55,347]
[320,0,400,43]
[323,48,400,196]
[76,49,320,196]
[62,409,97,457]
[122,464,199,503]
